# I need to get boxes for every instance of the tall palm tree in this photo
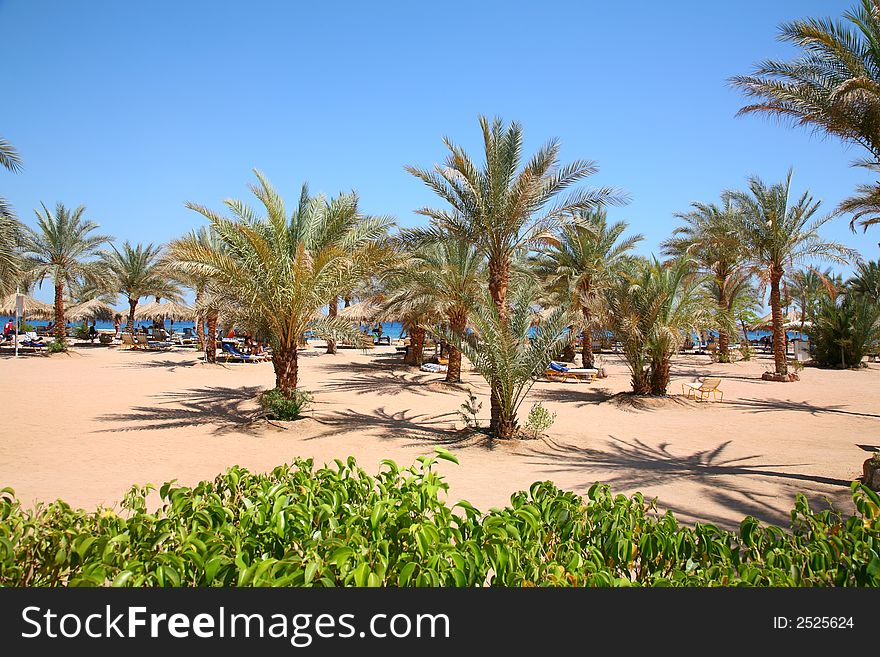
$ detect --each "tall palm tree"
[533,209,642,368]
[308,190,394,354]
[0,137,23,294]
[730,0,880,230]
[167,227,224,360]
[102,242,174,334]
[384,238,485,382]
[604,258,707,395]
[21,203,111,344]
[787,267,839,336]
[447,281,573,438]
[662,198,748,362]
[407,115,622,435]
[728,172,856,376]
[848,259,880,303]
[170,170,369,396]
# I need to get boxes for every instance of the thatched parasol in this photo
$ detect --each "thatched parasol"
[134,300,196,321]
[0,293,54,320]
[67,299,119,322]
[338,300,386,323]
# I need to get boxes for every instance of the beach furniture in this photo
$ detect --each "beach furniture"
[120,333,139,349]
[681,377,723,402]
[20,332,47,352]
[419,362,447,373]
[544,361,598,383]
[220,341,268,362]
[135,334,172,350]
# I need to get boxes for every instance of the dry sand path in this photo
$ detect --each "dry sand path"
[1,342,877,530]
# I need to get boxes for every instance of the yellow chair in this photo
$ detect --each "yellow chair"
[681,377,723,401]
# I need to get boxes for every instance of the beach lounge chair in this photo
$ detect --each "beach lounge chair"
[681,377,723,402]
[20,332,47,351]
[120,333,139,349]
[419,362,447,373]
[135,334,171,350]
[220,342,268,362]
[544,361,598,383]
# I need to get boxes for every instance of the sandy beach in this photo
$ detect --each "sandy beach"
[0,342,876,530]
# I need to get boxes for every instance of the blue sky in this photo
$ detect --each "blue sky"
[2,0,877,304]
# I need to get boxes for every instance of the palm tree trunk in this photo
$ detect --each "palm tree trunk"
[770,269,787,376]
[445,311,466,383]
[488,257,510,437]
[491,385,518,439]
[205,312,217,364]
[343,296,351,308]
[127,298,137,335]
[632,367,651,394]
[408,326,425,366]
[718,331,730,362]
[53,282,65,344]
[561,330,576,362]
[650,356,671,395]
[581,307,594,368]
[326,297,338,354]
[273,343,298,395]
[194,288,205,351]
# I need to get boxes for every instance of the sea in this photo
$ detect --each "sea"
[15,319,806,343]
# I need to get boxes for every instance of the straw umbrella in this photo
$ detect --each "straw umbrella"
[338,300,383,323]
[134,300,195,333]
[0,292,54,320]
[66,298,118,323]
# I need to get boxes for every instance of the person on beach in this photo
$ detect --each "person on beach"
[3,318,14,341]
[113,315,121,338]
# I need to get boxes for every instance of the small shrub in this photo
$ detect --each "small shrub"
[260,387,312,420]
[458,389,482,430]
[47,339,66,353]
[523,402,556,439]
[1,455,878,587]
[740,342,752,361]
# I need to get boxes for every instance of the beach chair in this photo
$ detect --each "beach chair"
[20,332,47,352]
[681,377,723,402]
[120,333,139,349]
[220,341,268,362]
[544,361,598,383]
[135,334,171,350]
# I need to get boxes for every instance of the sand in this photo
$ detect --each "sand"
[1,341,876,530]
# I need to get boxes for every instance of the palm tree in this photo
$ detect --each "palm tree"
[604,258,707,395]
[662,198,748,362]
[730,0,880,230]
[102,242,175,335]
[534,209,642,368]
[166,227,224,361]
[384,237,485,382]
[728,172,856,376]
[309,190,394,354]
[0,137,23,294]
[849,259,880,303]
[407,115,622,435]
[170,170,370,396]
[446,281,573,438]
[21,203,111,344]
[787,267,839,335]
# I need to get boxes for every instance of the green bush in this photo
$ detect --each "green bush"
[47,338,66,353]
[811,294,880,367]
[1,451,878,587]
[260,387,312,420]
[523,402,555,439]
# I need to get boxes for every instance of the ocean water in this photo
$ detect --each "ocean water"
[14,318,803,342]
[19,318,409,338]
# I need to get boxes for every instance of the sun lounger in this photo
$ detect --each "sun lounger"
[544,361,598,383]
[681,377,723,402]
[220,342,268,362]
[419,362,447,373]
[135,334,171,350]
[120,333,139,349]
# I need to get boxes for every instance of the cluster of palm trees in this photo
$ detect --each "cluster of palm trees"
[2,112,875,440]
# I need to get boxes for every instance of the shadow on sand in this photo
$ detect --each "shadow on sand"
[521,436,854,528]
[94,386,265,436]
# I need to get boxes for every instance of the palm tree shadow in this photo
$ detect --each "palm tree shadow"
[307,406,494,448]
[729,397,880,418]
[94,386,264,436]
[111,358,202,371]
[522,436,854,528]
